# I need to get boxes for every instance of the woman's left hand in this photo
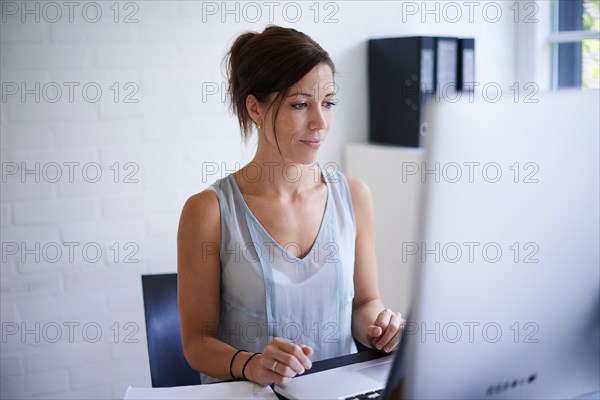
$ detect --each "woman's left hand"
[366,308,405,353]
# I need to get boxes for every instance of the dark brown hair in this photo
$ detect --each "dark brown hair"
[225,25,336,141]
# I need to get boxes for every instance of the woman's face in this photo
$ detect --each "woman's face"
[262,63,336,165]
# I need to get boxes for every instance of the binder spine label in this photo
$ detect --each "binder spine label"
[462,49,475,91]
[421,49,435,93]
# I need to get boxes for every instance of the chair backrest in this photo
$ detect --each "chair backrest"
[141,273,202,387]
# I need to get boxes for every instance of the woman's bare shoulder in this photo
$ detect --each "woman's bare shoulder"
[344,174,372,206]
[178,189,221,241]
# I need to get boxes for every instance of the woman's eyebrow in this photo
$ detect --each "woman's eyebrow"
[287,91,337,98]
[287,92,313,98]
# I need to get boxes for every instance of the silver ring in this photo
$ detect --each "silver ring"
[271,360,278,372]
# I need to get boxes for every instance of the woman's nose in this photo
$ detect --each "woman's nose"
[309,106,327,131]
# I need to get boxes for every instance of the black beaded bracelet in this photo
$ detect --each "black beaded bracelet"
[229,349,247,379]
[242,352,261,381]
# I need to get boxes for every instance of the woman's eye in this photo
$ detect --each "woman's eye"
[292,103,308,110]
[323,101,338,109]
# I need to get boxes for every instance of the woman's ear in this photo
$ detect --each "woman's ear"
[246,94,263,125]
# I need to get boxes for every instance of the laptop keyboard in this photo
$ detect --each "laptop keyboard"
[344,388,384,400]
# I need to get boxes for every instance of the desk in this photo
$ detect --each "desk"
[273,349,389,400]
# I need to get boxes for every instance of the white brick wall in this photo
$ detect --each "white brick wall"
[1,1,518,398]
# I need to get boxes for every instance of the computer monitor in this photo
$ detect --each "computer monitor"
[387,90,599,399]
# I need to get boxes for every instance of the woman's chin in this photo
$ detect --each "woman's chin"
[296,155,320,166]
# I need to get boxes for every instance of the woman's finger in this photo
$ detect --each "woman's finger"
[373,308,393,333]
[367,325,383,339]
[264,338,311,374]
[374,312,403,350]
[384,329,402,353]
[260,355,298,378]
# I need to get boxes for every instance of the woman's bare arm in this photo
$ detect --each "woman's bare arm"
[347,175,404,352]
[177,190,256,380]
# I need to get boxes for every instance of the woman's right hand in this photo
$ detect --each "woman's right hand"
[247,337,313,386]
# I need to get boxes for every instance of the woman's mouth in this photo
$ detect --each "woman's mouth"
[300,140,322,150]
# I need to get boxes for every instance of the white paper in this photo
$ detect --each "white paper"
[123,381,279,400]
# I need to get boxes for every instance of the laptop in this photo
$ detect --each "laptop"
[275,89,600,400]
[273,354,395,400]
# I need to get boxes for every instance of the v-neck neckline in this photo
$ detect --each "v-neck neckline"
[229,166,331,264]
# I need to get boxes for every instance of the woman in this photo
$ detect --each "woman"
[177,25,404,387]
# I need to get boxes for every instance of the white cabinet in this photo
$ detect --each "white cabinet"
[344,143,425,314]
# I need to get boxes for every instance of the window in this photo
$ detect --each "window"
[550,0,599,89]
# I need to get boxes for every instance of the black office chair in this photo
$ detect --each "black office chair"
[141,273,202,387]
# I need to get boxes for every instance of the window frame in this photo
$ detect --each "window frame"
[549,0,600,89]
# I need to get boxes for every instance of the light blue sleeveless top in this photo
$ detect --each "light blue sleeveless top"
[202,165,358,383]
